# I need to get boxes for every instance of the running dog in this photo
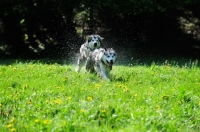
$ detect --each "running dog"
[76,35,103,72]
[86,48,117,80]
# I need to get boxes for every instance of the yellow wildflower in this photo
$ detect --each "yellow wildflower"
[54,99,62,104]
[63,121,67,126]
[67,97,71,100]
[43,120,51,125]
[35,119,40,123]
[10,117,15,123]
[118,84,123,87]
[162,95,169,100]
[156,106,160,110]
[23,84,28,88]
[95,84,101,88]
[123,88,129,92]
[3,112,8,116]
[10,128,16,132]
[27,101,31,104]
[87,97,93,101]
[6,124,13,128]
[81,110,85,113]
[101,110,106,113]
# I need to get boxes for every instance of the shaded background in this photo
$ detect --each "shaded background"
[0,0,200,60]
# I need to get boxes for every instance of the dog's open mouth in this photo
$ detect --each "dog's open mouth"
[106,60,113,67]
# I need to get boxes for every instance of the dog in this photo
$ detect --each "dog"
[86,48,117,80]
[76,35,103,72]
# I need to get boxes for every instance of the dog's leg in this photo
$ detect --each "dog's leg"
[94,61,109,80]
[94,60,101,74]
[100,71,110,80]
[85,57,91,72]
[76,61,81,73]
[76,55,84,72]
[106,70,111,79]
[99,63,110,80]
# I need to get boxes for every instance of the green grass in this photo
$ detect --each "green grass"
[0,59,200,132]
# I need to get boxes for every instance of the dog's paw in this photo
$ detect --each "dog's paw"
[102,76,110,81]
[75,67,80,73]
[106,79,111,81]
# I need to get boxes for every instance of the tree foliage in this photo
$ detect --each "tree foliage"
[0,0,199,58]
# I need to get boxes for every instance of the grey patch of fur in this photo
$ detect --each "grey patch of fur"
[76,35,103,72]
[86,48,117,80]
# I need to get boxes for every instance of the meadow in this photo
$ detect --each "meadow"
[0,59,200,132]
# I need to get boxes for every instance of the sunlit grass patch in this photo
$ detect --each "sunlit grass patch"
[0,59,200,131]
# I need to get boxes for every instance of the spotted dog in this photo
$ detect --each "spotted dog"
[86,48,117,80]
[76,35,103,72]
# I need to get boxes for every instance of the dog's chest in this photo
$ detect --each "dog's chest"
[99,61,111,72]
[84,47,93,57]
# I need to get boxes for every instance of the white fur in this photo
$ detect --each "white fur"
[86,48,117,80]
[76,35,103,72]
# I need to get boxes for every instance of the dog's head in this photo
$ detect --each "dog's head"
[86,35,103,50]
[101,48,117,68]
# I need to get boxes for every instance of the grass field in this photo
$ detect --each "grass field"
[0,59,200,132]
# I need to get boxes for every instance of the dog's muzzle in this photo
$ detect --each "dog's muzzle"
[106,60,113,66]
[106,60,113,70]
[94,43,97,47]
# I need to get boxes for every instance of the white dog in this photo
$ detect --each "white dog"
[76,35,103,72]
[86,48,117,80]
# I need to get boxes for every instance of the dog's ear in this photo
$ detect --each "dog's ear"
[98,36,104,42]
[111,48,116,52]
[87,35,93,42]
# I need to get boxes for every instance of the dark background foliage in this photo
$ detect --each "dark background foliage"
[0,0,200,60]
